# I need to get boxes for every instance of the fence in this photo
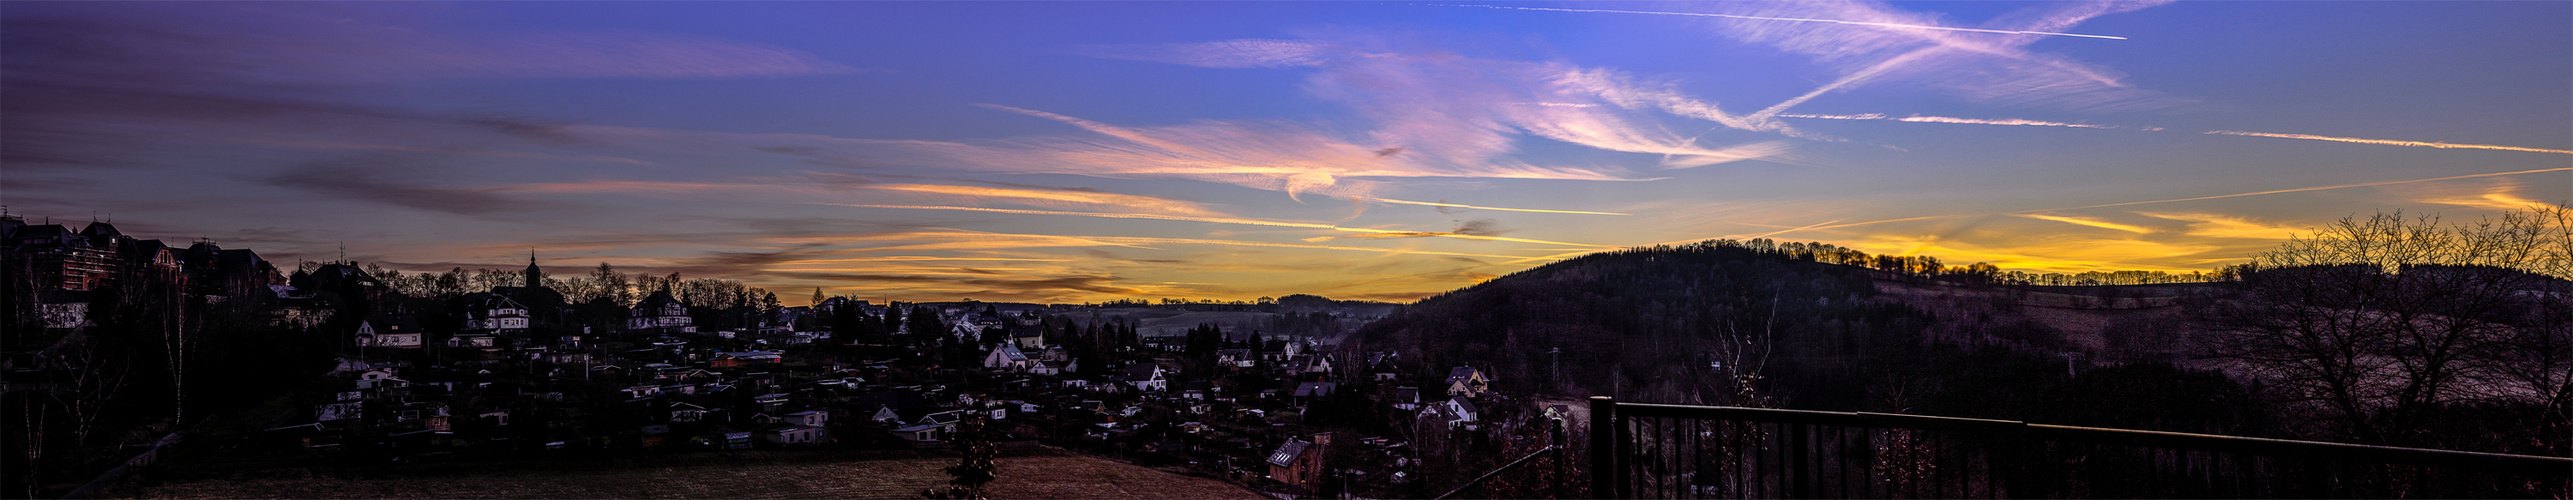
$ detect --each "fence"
[1588,397,2572,499]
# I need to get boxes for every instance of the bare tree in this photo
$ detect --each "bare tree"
[10,393,50,499]
[2208,206,2573,446]
[48,333,132,449]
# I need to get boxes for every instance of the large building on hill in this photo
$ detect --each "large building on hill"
[628,289,695,333]
[6,219,132,291]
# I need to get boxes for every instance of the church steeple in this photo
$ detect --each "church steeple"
[524,249,545,290]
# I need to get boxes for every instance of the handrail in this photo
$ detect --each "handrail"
[1589,396,2573,499]
[1431,444,1561,500]
[1610,401,2571,471]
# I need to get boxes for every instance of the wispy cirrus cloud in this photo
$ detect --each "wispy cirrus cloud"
[1850,232,2219,273]
[2,3,858,175]
[1057,36,1795,198]
[832,204,1616,249]
[1075,38,1335,68]
[859,183,1229,217]
[2135,212,2309,240]
[2392,178,2563,212]
[2014,214,2154,234]
[1372,198,1630,216]
[263,158,549,216]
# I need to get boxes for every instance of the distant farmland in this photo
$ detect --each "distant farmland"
[104,449,1260,499]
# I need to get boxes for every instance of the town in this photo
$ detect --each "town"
[2,214,1567,499]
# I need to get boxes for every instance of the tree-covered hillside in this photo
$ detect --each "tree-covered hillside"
[1355,239,2272,436]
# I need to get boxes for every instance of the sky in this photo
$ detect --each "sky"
[4,1,2567,304]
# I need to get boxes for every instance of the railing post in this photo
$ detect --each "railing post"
[1553,417,1568,500]
[1590,396,1616,499]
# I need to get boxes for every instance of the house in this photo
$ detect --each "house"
[1292,382,1338,401]
[891,424,944,445]
[710,351,782,368]
[37,291,90,329]
[761,425,826,445]
[1216,349,1256,369]
[1389,386,1422,411]
[1425,397,1481,429]
[1446,366,1491,397]
[852,389,928,422]
[354,315,425,349]
[1544,404,1574,423]
[864,405,902,424]
[918,410,965,434]
[627,289,695,333]
[981,344,1033,372]
[1029,361,1064,376]
[1285,354,1333,375]
[1268,434,1332,492]
[671,402,710,423]
[785,410,828,428]
[1011,327,1046,350]
[1120,363,1167,392]
[462,293,532,333]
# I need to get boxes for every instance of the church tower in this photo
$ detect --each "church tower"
[525,250,545,290]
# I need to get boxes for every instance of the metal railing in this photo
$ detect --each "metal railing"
[1588,397,2573,499]
[1435,417,1570,500]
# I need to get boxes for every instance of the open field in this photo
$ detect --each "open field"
[102,449,1260,499]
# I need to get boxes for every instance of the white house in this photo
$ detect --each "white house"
[1121,363,1167,392]
[354,316,424,349]
[1425,397,1481,429]
[982,344,1034,372]
[463,294,531,333]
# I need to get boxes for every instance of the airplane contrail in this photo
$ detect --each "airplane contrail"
[2048,166,2573,211]
[1374,198,1632,215]
[1784,113,2573,156]
[1781,113,2159,131]
[1445,4,2130,40]
[2204,131,2573,155]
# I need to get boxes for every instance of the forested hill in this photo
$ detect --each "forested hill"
[1359,241,1900,404]
[1354,240,2270,435]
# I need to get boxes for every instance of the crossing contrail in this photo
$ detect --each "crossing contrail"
[1445,4,2130,40]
